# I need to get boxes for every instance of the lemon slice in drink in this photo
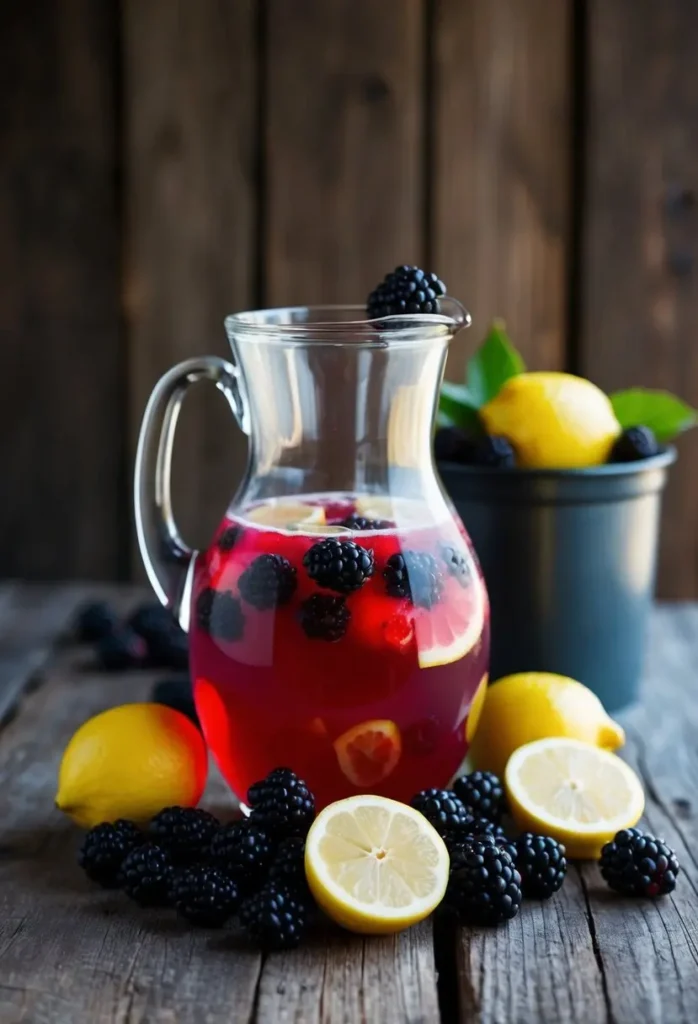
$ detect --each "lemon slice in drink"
[305,795,449,933]
[416,577,486,669]
[505,737,645,859]
[246,501,325,530]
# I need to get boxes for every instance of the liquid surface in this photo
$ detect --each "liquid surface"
[190,493,490,809]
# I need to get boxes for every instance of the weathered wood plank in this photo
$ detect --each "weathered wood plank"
[432,0,571,377]
[256,921,440,1023]
[455,862,608,1023]
[0,584,88,724]
[124,0,256,565]
[0,594,262,1024]
[265,0,425,305]
[581,0,698,599]
[576,607,698,1024]
[0,0,123,580]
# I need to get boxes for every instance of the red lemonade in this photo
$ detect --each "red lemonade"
[190,494,489,809]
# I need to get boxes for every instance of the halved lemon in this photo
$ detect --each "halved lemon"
[505,737,645,859]
[305,794,449,933]
[415,577,486,668]
[334,719,402,787]
[245,500,325,530]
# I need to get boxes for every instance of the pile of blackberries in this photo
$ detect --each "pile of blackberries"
[410,770,680,926]
[79,768,316,950]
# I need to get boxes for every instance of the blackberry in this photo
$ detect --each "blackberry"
[217,524,242,551]
[468,435,516,468]
[433,426,476,465]
[127,602,178,643]
[453,771,506,823]
[303,539,374,594]
[239,883,307,950]
[195,588,245,642]
[367,265,446,318]
[609,426,661,463]
[449,832,518,876]
[445,838,522,925]
[515,834,567,899]
[340,514,392,531]
[97,628,148,671]
[599,828,679,897]
[300,594,350,642]
[410,789,471,838]
[238,554,297,610]
[121,842,174,906]
[78,820,143,888]
[247,767,316,839]
[149,807,220,864]
[208,822,275,890]
[443,816,506,851]
[384,551,444,609]
[172,864,240,927]
[150,677,200,729]
[439,545,471,588]
[76,600,118,642]
[269,837,312,904]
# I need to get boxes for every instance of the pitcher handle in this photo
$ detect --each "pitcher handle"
[134,356,247,632]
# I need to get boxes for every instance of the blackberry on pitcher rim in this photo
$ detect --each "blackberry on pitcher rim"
[303,538,375,594]
[367,265,447,318]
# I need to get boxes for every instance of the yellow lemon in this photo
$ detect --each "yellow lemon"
[468,672,625,779]
[480,371,621,468]
[305,795,449,934]
[56,703,208,828]
[505,737,645,858]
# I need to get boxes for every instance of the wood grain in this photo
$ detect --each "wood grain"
[264,0,425,305]
[124,0,257,566]
[0,0,123,580]
[432,0,571,378]
[580,0,698,599]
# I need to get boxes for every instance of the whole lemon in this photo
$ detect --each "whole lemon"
[480,371,621,468]
[55,703,208,828]
[468,672,625,779]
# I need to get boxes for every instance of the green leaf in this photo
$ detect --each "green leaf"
[438,381,481,432]
[465,320,525,406]
[610,388,698,443]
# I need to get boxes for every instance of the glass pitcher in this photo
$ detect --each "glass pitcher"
[134,303,489,809]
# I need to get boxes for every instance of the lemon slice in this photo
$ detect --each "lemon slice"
[245,501,325,530]
[334,720,402,787]
[416,577,486,669]
[305,795,449,933]
[354,496,395,521]
[505,737,645,859]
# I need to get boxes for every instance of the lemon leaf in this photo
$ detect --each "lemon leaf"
[438,381,481,431]
[610,388,698,442]
[466,320,526,406]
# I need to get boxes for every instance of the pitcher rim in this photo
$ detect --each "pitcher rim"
[225,300,471,343]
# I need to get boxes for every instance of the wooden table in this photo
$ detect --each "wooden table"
[0,583,697,1024]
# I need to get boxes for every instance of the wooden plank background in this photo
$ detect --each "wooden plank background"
[1,0,697,597]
